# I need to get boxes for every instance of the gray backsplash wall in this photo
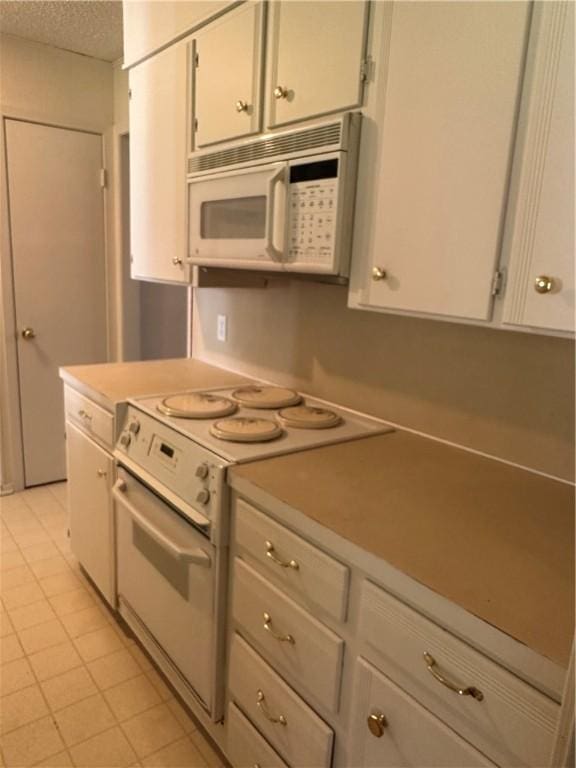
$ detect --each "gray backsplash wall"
[192,279,575,481]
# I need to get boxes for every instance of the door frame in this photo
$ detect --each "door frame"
[0,109,111,492]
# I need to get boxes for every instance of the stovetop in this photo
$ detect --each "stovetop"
[126,385,393,464]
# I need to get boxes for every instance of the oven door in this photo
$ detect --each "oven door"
[113,469,215,712]
[188,161,287,270]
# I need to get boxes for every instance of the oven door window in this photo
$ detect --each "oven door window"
[201,196,266,240]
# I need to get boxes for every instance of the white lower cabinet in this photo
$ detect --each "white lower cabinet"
[227,703,288,768]
[66,420,115,605]
[229,634,334,768]
[226,493,563,768]
[350,657,496,767]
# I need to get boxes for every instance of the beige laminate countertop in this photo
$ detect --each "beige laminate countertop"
[60,358,251,410]
[230,431,575,668]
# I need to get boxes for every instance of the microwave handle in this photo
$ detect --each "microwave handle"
[265,165,287,261]
[113,479,211,568]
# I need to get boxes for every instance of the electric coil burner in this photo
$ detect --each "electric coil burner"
[230,385,302,409]
[157,392,237,419]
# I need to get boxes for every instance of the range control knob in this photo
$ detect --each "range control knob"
[119,433,131,448]
[195,463,210,480]
[196,489,211,506]
[128,420,140,436]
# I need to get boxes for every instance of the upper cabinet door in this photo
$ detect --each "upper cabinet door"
[194,2,265,148]
[354,2,530,321]
[129,39,191,283]
[502,2,574,334]
[267,1,369,129]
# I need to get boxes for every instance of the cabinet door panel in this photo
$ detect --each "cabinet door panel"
[502,2,574,333]
[195,1,264,147]
[350,657,496,767]
[129,41,190,283]
[268,1,368,128]
[66,422,115,605]
[361,2,530,320]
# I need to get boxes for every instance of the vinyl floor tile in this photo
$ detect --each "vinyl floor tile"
[69,726,137,768]
[0,684,49,735]
[1,715,64,766]
[28,640,83,682]
[18,618,69,656]
[40,665,98,712]
[53,692,116,747]
[121,703,185,759]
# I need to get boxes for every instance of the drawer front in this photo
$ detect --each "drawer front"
[227,703,289,768]
[351,657,496,767]
[229,634,334,768]
[359,581,559,767]
[235,497,349,622]
[65,386,114,449]
[233,557,344,712]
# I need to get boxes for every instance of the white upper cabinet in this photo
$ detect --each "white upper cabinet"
[123,1,232,67]
[501,2,574,335]
[129,39,191,283]
[267,1,369,129]
[194,2,265,148]
[350,2,530,322]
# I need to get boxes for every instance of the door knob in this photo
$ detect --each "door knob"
[21,327,36,340]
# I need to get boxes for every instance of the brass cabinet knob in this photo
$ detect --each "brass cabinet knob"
[21,327,36,340]
[372,266,387,281]
[236,99,249,113]
[96,469,107,477]
[172,257,183,266]
[273,85,288,100]
[534,275,554,294]
[367,711,387,738]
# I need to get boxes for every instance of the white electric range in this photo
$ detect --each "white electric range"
[113,383,393,724]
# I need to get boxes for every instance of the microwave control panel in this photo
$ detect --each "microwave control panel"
[287,158,339,268]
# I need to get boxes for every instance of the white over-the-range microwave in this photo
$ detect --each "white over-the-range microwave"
[187,112,361,276]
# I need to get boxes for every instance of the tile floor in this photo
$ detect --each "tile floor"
[0,483,227,768]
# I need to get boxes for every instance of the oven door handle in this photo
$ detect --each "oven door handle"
[113,480,211,568]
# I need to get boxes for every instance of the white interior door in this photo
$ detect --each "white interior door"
[5,119,108,487]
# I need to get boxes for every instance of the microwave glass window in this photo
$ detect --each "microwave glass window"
[201,196,266,239]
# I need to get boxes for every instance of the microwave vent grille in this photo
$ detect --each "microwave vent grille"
[188,121,342,174]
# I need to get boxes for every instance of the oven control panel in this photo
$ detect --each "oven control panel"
[115,406,228,543]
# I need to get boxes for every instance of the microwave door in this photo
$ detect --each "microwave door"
[188,162,287,270]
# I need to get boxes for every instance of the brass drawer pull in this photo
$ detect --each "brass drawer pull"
[263,612,295,644]
[265,540,299,570]
[256,689,287,725]
[423,652,484,701]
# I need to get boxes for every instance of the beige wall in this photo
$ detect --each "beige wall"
[0,33,113,128]
[193,281,575,482]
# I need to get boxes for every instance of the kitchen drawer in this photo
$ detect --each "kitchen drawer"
[229,633,334,768]
[227,702,289,768]
[233,557,344,712]
[235,497,349,622]
[350,657,496,767]
[359,580,559,767]
[64,386,114,449]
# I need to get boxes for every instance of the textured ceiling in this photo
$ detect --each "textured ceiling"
[0,1,123,62]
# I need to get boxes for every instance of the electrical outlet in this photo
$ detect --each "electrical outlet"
[217,314,228,342]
